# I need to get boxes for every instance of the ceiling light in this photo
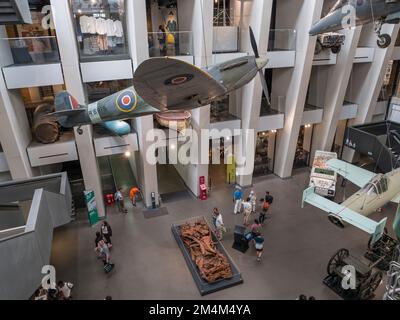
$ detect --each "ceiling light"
[125,151,131,158]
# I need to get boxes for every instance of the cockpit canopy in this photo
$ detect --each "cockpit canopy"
[361,174,389,196]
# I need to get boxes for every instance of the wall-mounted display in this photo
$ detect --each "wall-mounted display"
[71,0,128,60]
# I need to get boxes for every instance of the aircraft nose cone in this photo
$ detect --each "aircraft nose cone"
[256,57,268,70]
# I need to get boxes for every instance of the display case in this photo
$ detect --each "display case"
[171,216,243,296]
[71,0,128,61]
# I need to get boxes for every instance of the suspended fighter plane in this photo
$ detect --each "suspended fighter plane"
[50,28,270,136]
[309,0,400,48]
[302,158,400,244]
[132,27,270,111]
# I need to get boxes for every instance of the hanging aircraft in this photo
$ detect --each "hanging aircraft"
[302,158,400,245]
[132,27,270,111]
[50,27,270,136]
[309,0,400,48]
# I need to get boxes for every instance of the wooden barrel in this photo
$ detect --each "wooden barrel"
[33,104,60,144]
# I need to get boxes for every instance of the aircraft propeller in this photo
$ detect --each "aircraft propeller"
[249,27,271,105]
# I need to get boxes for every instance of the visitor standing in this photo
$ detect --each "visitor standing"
[114,187,127,213]
[265,191,274,206]
[254,234,265,262]
[215,210,226,241]
[259,199,270,225]
[158,25,166,56]
[101,221,112,245]
[250,219,262,238]
[233,186,243,215]
[249,190,257,214]
[242,197,252,226]
[212,207,219,228]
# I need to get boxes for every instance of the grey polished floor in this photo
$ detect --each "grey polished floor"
[50,168,396,300]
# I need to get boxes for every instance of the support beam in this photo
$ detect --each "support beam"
[127,0,159,207]
[51,0,105,217]
[0,26,37,179]
[312,27,362,157]
[236,0,273,187]
[273,0,324,178]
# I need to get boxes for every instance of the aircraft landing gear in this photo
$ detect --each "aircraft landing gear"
[375,20,392,49]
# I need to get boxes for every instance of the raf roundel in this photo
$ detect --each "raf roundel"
[116,90,137,113]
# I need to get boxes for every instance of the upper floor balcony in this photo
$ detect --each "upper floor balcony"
[212,28,296,69]
[148,31,194,64]
[1,36,64,89]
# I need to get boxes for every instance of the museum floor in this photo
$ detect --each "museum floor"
[50,168,396,300]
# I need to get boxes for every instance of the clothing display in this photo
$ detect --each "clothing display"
[78,15,125,56]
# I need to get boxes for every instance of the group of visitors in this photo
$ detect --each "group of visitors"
[212,187,274,262]
[94,221,115,273]
[33,281,73,300]
[114,186,142,213]
[233,187,274,226]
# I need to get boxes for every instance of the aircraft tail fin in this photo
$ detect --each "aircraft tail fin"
[54,91,85,127]
[55,91,82,112]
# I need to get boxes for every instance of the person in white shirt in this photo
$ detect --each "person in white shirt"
[114,187,127,213]
[57,281,73,300]
[249,190,257,214]
[242,197,252,226]
[215,210,225,241]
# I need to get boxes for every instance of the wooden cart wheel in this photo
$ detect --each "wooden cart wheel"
[327,248,349,276]
[360,271,383,300]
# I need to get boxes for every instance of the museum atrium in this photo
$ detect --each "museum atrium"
[0,0,400,301]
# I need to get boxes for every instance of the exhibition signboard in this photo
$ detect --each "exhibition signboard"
[84,190,99,226]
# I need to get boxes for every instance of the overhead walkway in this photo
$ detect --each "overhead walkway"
[0,172,73,300]
[344,121,400,173]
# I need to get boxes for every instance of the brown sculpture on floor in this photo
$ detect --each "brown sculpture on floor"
[180,220,233,283]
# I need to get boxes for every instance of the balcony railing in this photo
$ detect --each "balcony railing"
[2,36,60,65]
[212,28,296,54]
[148,31,193,58]
[268,29,296,52]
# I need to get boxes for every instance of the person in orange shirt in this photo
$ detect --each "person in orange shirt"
[129,186,142,207]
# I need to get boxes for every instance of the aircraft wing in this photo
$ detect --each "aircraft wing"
[391,193,400,204]
[133,57,227,110]
[326,158,375,188]
[302,186,387,244]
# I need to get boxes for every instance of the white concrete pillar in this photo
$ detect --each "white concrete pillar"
[236,0,273,187]
[51,0,105,217]
[273,0,324,178]
[0,27,37,179]
[126,0,159,207]
[126,0,149,70]
[342,24,400,162]
[311,27,362,157]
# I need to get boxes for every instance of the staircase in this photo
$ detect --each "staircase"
[0,0,32,25]
[344,121,400,173]
[0,172,73,300]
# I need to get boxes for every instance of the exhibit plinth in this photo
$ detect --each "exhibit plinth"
[171,216,243,296]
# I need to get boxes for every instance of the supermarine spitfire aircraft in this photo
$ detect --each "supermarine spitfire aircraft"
[302,158,400,244]
[309,0,400,48]
[50,28,269,136]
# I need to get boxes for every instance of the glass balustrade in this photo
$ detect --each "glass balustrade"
[2,36,60,65]
[148,31,193,58]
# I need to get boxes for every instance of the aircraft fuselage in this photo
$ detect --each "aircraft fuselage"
[310,0,400,36]
[342,168,400,216]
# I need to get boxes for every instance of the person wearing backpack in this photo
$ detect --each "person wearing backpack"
[259,199,270,224]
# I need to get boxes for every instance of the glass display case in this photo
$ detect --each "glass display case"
[71,0,128,61]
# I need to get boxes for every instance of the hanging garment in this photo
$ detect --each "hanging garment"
[106,19,115,37]
[114,20,124,38]
[95,18,107,35]
[79,15,91,34]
